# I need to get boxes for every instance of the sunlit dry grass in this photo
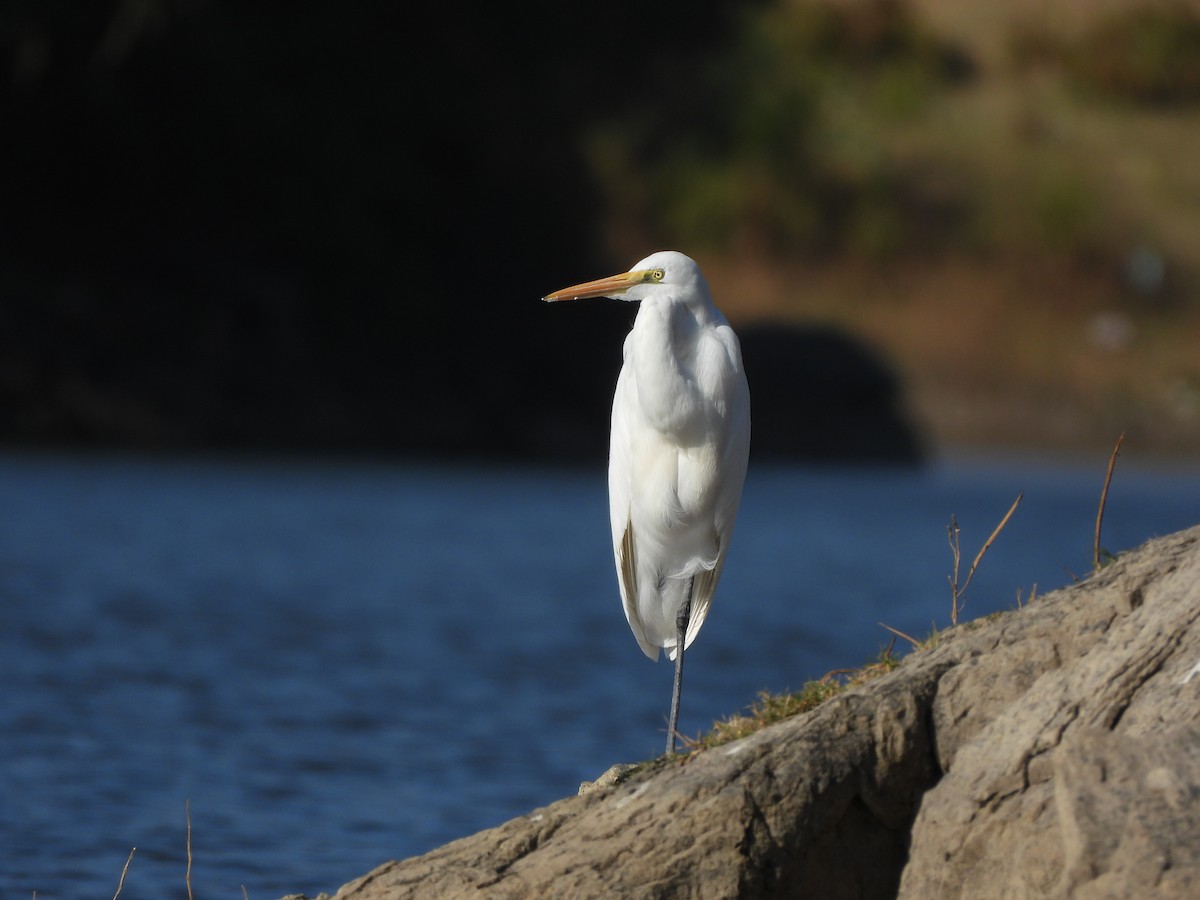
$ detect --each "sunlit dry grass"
[688,646,903,751]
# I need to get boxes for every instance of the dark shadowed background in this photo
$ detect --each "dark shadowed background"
[0,1,944,464]
[6,1,1200,462]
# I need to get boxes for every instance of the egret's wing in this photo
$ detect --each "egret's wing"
[610,346,659,660]
[617,520,658,656]
[682,323,751,651]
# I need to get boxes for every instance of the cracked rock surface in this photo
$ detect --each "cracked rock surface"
[284,525,1200,900]
[900,524,1200,899]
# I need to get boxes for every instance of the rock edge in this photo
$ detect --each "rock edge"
[285,524,1200,899]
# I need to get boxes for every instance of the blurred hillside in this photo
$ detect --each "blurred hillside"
[2,0,1198,460]
[589,0,1200,458]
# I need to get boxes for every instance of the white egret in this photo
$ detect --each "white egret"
[544,251,751,754]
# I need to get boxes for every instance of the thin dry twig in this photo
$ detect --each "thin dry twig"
[1094,432,1125,570]
[242,886,250,900]
[964,493,1023,597]
[878,621,922,649]
[112,847,136,900]
[186,800,194,900]
[881,634,897,659]
[949,492,1024,626]
[822,667,860,679]
[946,514,962,614]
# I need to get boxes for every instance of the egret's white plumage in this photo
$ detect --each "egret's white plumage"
[545,250,751,752]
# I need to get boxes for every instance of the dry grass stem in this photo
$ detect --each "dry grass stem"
[1016,583,1038,609]
[878,621,922,649]
[112,847,136,900]
[948,492,1023,626]
[186,799,194,900]
[1094,432,1125,570]
[947,514,962,620]
[965,493,1024,594]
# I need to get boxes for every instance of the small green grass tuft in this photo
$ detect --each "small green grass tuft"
[689,645,904,751]
[698,682,842,749]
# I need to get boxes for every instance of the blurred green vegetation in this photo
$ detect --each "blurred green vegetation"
[589,0,974,257]
[593,0,1200,271]
[1012,4,1200,105]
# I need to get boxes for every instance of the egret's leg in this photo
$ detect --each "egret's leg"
[665,580,694,755]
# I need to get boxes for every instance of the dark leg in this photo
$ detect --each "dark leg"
[665,579,694,755]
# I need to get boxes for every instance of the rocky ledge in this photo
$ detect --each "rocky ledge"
[287,524,1200,899]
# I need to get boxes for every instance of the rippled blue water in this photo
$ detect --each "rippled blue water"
[1,451,1197,897]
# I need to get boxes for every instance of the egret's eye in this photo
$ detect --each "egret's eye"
[650,268,665,282]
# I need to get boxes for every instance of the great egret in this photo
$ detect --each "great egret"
[544,251,751,754]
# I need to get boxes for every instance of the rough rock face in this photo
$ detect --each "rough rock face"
[900,524,1200,899]
[286,525,1200,900]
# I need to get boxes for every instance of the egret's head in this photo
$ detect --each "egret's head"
[542,250,709,304]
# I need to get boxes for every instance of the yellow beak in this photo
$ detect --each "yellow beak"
[543,269,645,302]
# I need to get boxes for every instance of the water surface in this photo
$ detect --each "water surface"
[1,452,1197,897]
